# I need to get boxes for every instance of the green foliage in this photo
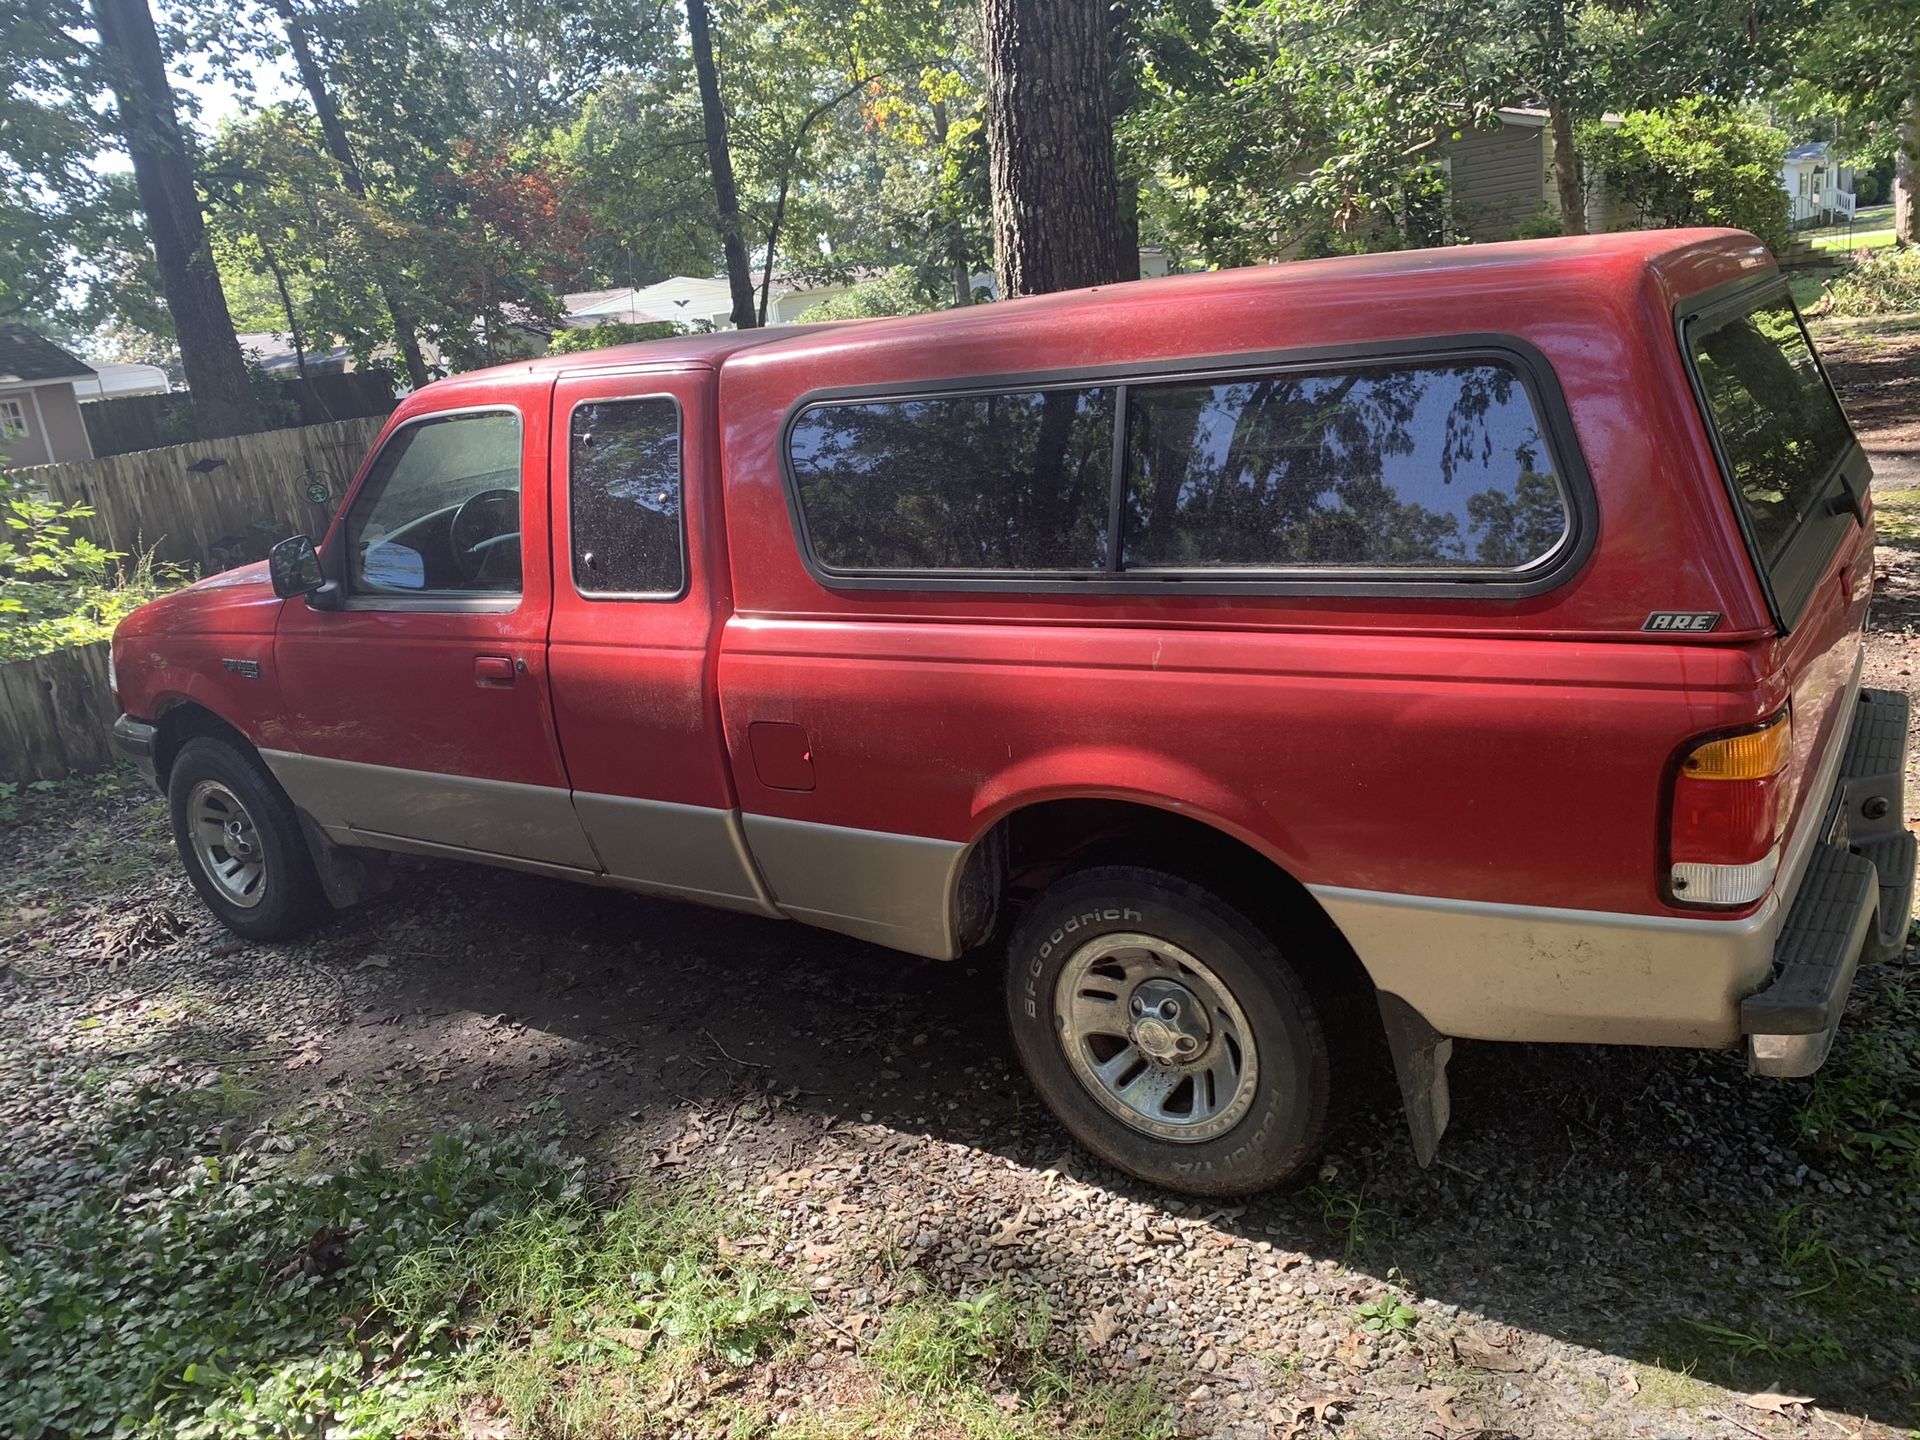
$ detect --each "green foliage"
[1793,965,1920,1179]
[545,320,686,354]
[1354,1294,1419,1336]
[872,1284,1052,1398]
[0,1094,809,1440]
[799,269,946,320]
[1828,247,1920,317]
[1508,209,1566,241]
[0,483,187,663]
[1580,100,1792,253]
[0,1110,581,1439]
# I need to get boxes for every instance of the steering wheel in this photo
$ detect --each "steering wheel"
[449,488,520,587]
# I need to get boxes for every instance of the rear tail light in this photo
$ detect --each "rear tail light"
[1668,711,1791,908]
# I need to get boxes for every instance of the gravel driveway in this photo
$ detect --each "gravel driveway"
[5,462,1920,1439]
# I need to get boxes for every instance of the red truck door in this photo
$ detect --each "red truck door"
[272,387,598,870]
[545,366,774,913]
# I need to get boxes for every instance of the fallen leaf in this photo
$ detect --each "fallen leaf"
[987,1204,1032,1247]
[1453,1329,1527,1374]
[1087,1307,1118,1349]
[1744,1390,1815,1416]
[355,953,392,970]
[284,1045,324,1071]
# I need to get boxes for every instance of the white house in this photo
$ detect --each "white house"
[1782,142,1855,226]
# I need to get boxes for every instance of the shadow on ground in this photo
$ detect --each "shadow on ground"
[245,854,1919,1427]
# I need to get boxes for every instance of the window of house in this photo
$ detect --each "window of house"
[0,399,28,439]
[344,410,523,598]
[569,397,684,596]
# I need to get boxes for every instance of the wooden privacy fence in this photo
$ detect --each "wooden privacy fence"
[0,642,118,782]
[13,415,383,575]
[83,372,396,458]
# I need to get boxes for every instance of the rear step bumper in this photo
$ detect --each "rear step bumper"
[1742,688,1915,1077]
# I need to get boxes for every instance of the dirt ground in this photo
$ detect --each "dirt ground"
[6,331,1920,1438]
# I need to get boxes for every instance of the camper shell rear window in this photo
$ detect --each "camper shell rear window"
[1683,282,1865,628]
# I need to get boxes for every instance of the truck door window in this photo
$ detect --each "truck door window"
[344,410,522,598]
[789,387,1116,572]
[1122,362,1569,571]
[568,397,684,597]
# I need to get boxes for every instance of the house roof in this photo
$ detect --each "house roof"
[1784,141,1832,164]
[0,324,95,385]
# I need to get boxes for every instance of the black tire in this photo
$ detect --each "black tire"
[1005,866,1332,1196]
[167,736,328,941]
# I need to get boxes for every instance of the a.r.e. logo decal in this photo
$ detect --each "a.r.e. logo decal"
[1643,611,1721,633]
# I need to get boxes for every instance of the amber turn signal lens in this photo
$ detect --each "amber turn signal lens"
[1680,714,1791,782]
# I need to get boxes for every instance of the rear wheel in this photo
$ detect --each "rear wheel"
[1004,866,1332,1195]
[167,736,327,941]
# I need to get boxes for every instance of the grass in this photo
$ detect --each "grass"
[1811,227,1898,253]
[0,1064,1172,1440]
[1790,962,1920,1181]
[1872,488,1920,546]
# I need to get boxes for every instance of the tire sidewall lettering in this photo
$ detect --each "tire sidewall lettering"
[1022,906,1143,1022]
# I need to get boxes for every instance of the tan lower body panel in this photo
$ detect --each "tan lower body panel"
[573,792,779,917]
[1311,883,1781,1047]
[741,813,966,960]
[262,749,601,870]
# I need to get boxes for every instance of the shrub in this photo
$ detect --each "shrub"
[800,270,946,321]
[1827,246,1920,317]
[1508,209,1565,241]
[546,319,685,355]
[1581,100,1792,254]
[0,480,188,662]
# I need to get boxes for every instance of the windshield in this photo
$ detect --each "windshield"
[1687,292,1856,575]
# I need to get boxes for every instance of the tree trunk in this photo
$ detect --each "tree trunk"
[1897,95,1918,246]
[1547,101,1587,236]
[1108,1,1140,278]
[980,0,1129,297]
[269,0,430,389]
[92,0,260,437]
[686,0,759,329]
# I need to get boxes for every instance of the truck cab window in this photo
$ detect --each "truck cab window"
[569,397,685,596]
[344,410,523,597]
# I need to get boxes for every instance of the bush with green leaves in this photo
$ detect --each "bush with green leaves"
[546,320,687,355]
[1827,246,1920,317]
[0,479,188,662]
[799,270,948,322]
[1581,101,1792,255]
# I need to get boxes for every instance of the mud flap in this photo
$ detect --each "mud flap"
[1376,991,1453,1167]
[296,811,395,910]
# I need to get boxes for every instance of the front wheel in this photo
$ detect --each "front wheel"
[167,736,327,941]
[1004,866,1332,1196]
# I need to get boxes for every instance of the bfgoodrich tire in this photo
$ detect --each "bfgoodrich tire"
[1005,866,1332,1196]
[167,736,327,942]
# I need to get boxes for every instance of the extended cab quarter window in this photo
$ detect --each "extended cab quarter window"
[1124,363,1568,570]
[345,410,523,598]
[569,398,684,596]
[789,387,1116,571]
[1687,292,1857,614]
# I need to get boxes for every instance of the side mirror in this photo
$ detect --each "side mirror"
[268,534,340,609]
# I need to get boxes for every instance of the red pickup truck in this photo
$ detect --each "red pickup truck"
[111,229,1914,1195]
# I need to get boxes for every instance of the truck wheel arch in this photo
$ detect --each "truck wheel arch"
[963,793,1457,1167]
[151,700,255,789]
[959,793,1371,1005]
